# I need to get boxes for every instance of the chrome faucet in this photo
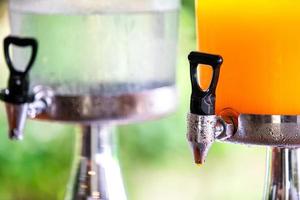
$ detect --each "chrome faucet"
[0,36,50,140]
[187,51,235,164]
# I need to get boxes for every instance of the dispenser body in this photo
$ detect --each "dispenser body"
[9,0,180,96]
[5,0,180,123]
[196,0,300,115]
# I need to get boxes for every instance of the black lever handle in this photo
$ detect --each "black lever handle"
[4,36,37,75]
[188,51,223,115]
[0,35,38,104]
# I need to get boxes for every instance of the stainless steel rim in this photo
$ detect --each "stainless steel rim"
[226,114,300,147]
[34,86,177,124]
[263,147,300,200]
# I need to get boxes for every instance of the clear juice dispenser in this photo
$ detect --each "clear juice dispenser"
[6,0,179,124]
[187,0,300,199]
[0,0,180,199]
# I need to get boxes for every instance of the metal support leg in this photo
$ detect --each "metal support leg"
[264,148,300,200]
[66,124,127,200]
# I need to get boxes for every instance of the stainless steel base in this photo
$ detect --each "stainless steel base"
[227,115,300,199]
[65,125,126,200]
[264,148,300,200]
[34,86,177,124]
[227,114,300,147]
[187,112,300,199]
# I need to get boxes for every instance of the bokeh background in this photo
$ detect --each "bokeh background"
[0,0,265,199]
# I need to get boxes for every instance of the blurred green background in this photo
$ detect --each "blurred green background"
[0,0,265,199]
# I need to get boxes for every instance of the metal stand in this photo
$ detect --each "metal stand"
[264,148,300,200]
[66,125,127,200]
[187,52,300,199]
[188,113,300,198]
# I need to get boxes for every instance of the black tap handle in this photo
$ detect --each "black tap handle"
[4,36,37,76]
[0,36,38,104]
[188,51,223,115]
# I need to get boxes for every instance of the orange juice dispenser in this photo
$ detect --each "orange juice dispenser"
[0,0,180,199]
[187,0,300,199]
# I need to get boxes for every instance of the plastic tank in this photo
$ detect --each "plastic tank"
[8,0,180,96]
[196,0,300,115]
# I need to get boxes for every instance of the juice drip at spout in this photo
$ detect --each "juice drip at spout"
[196,0,300,115]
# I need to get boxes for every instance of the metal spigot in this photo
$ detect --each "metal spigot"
[187,52,235,164]
[0,36,37,140]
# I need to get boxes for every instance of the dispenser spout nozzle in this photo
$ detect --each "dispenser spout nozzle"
[187,52,223,165]
[187,113,217,164]
[192,142,211,165]
[187,111,236,165]
[5,103,28,140]
[0,36,38,140]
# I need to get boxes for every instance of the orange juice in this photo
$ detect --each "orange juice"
[196,0,300,115]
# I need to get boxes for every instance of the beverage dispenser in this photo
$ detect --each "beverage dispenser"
[0,0,180,199]
[187,0,300,199]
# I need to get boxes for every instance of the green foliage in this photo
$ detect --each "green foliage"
[0,111,75,200]
[182,0,195,13]
[0,1,6,23]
